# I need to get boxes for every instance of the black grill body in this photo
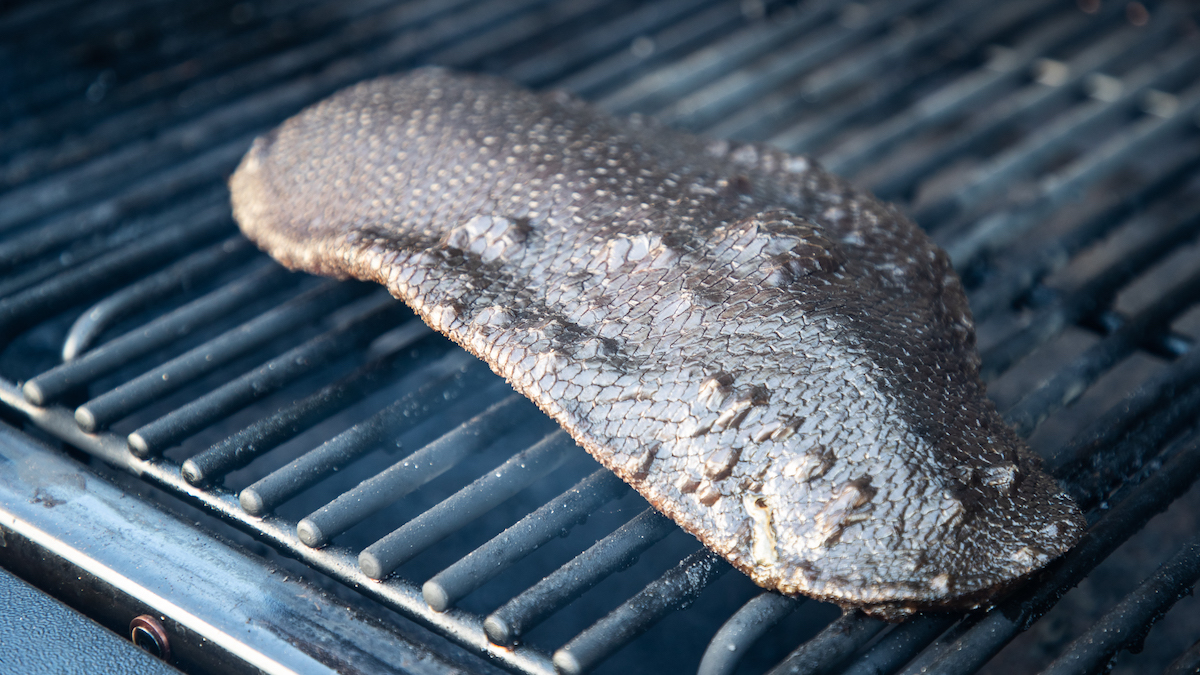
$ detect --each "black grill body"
[1,1,1200,674]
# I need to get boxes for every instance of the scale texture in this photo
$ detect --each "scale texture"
[229,68,1085,617]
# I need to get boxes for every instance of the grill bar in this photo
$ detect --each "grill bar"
[940,75,1200,268]
[483,508,677,646]
[0,189,226,300]
[554,0,756,98]
[841,614,960,675]
[0,202,235,343]
[980,203,1200,380]
[21,262,291,406]
[0,378,559,674]
[766,611,888,675]
[657,0,935,132]
[818,6,1103,176]
[423,468,630,612]
[867,20,1164,202]
[1004,263,1200,437]
[60,235,256,362]
[242,359,503,516]
[709,0,1037,143]
[697,592,802,675]
[553,548,731,675]
[126,293,409,456]
[0,0,546,233]
[180,325,453,485]
[1040,535,1200,675]
[1056,348,1200,511]
[358,430,574,579]
[295,389,532,547]
[597,0,840,115]
[74,278,368,432]
[505,0,717,88]
[0,0,400,157]
[916,38,1200,232]
[1166,641,1200,675]
[969,148,1200,323]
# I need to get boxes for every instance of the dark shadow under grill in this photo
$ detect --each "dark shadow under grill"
[1,1,1199,674]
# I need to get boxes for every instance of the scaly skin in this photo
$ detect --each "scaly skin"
[229,68,1085,619]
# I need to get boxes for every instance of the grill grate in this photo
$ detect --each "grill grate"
[2,1,1200,674]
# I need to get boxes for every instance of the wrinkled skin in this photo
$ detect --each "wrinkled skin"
[229,68,1085,619]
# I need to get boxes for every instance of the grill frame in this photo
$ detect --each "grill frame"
[2,1,1200,673]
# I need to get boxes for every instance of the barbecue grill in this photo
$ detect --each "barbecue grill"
[2,0,1200,673]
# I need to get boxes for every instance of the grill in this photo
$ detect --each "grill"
[2,1,1200,673]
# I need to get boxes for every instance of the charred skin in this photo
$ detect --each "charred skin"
[229,68,1085,619]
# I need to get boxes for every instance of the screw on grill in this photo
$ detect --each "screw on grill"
[129,615,171,662]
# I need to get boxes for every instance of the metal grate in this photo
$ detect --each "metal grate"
[2,1,1200,673]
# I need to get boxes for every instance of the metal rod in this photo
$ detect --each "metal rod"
[22,263,291,407]
[968,150,1200,323]
[766,610,887,675]
[295,389,535,547]
[0,181,229,270]
[423,468,629,612]
[483,507,677,646]
[1165,638,1200,675]
[0,135,249,243]
[929,38,1200,241]
[555,0,750,99]
[127,294,409,457]
[62,235,256,362]
[506,0,715,88]
[867,19,1164,202]
[0,203,235,345]
[821,6,1101,178]
[1039,536,1200,675]
[74,279,367,432]
[712,0,1011,143]
[179,326,451,486]
[698,592,802,675]
[358,430,575,579]
[840,614,959,675]
[240,361,505,516]
[0,0,405,163]
[941,74,1200,268]
[552,547,731,675]
[597,0,839,116]
[980,206,1200,381]
[658,0,935,132]
[1004,264,1200,438]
